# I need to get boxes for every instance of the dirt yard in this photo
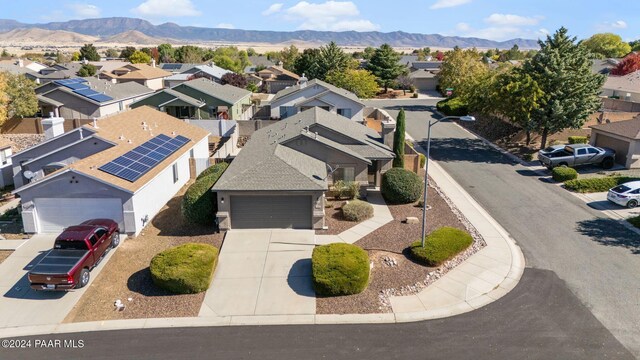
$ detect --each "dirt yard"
[316,185,466,314]
[64,184,224,323]
[315,199,361,235]
[0,250,12,265]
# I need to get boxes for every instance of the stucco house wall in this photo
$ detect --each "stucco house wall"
[270,85,365,121]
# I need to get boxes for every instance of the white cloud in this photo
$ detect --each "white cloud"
[273,1,379,32]
[216,23,235,29]
[67,3,101,18]
[611,20,627,29]
[537,28,550,37]
[597,20,629,31]
[484,14,543,26]
[430,0,472,10]
[455,22,471,32]
[262,3,284,16]
[132,0,201,17]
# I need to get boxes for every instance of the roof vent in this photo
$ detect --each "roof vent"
[119,134,125,140]
[314,132,318,139]
[127,139,132,144]
[172,131,176,135]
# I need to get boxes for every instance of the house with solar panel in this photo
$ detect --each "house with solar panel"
[12,107,210,235]
[36,78,155,120]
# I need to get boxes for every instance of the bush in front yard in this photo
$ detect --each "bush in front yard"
[381,167,423,204]
[409,227,473,267]
[312,243,370,296]
[182,162,228,225]
[342,199,374,222]
[628,216,640,229]
[150,243,219,294]
[564,176,640,193]
[332,180,360,200]
[568,136,588,144]
[436,97,468,116]
[551,166,578,182]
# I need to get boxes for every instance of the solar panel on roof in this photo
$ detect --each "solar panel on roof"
[87,93,114,103]
[98,134,191,182]
[74,88,100,97]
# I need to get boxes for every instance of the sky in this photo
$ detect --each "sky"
[4,0,640,42]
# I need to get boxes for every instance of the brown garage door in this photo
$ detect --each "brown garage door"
[230,195,312,229]
[594,134,629,165]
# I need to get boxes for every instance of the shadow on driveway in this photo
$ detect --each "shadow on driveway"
[424,137,517,165]
[4,273,66,300]
[287,259,315,298]
[576,218,640,254]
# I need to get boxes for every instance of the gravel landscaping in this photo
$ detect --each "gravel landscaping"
[315,199,361,235]
[64,184,224,323]
[316,178,486,314]
[0,250,12,264]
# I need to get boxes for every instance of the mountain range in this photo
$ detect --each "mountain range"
[0,17,540,49]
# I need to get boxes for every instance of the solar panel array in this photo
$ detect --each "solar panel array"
[53,78,114,103]
[162,64,182,70]
[98,134,191,182]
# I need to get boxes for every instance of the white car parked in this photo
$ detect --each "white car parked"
[607,181,640,208]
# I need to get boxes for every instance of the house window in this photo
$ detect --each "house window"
[337,108,352,118]
[333,167,355,183]
[172,163,179,183]
[280,106,296,119]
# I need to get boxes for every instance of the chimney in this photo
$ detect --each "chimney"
[151,59,156,68]
[41,115,65,140]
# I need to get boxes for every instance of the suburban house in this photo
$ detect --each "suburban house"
[212,107,395,231]
[408,61,442,72]
[101,63,171,91]
[601,70,640,103]
[592,58,620,75]
[0,138,13,188]
[0,59,47,82]
[12,107,210,235]
[160,63,200,74]
[257,65,301,94]
[409,69,439,92]
[35,77,154,119]
[130,78,253,120]
[244,56,276,73]
[27,63,83,84]
[163,63,231,88]
[269,78,365,121]
[590,116,640,169]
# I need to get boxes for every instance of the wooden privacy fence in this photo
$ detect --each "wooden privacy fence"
[1,117,91,134]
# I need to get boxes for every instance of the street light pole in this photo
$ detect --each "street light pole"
[420,115,476,248]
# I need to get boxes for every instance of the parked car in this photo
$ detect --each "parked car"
[537,144,615,169]
[607,181,640,209]
[27,219,120,291]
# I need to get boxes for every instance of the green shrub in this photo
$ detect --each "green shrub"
[332,180,360,200]
[568,136,588,144]
[628,216,640,229]
[418,153,426,168]
[182,162,228,225]
[564,176,640,193]
[436,97,468,116]
[342,199,374,222]
[411,93,419,98]
[197,162,228,180]
[381,167,423,204]
[409,227,473,267]
[312,243,370,296]
[150,243,219,294]
[551,166,578,182]
[522,153,534,162]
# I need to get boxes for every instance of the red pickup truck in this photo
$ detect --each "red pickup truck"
[28,219,120,291]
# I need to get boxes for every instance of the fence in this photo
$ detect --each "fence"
[1,117,91,134]
[237,120,279,137]
[404,143,422,174]
[184,119,237,137]
[601,98,640,112]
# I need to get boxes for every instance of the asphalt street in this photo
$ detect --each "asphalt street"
[366,98,640,357]
[1,269,633,360]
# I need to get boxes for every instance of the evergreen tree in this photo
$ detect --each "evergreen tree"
[368,44,406,92]
[317,42,351,81]
[158,43,175,63]
[522,27,606,149]
[294,48,322,80]
[79,44,100,61]
[77,64,97,77]
[392,108,406,168]
[119,46,137,60]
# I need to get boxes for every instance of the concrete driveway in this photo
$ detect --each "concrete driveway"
[200,230,315,317]
[576,192,640,220]
[0,234,122,328]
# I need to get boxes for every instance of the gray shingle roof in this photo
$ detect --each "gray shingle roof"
[179,78,251,105]
[38,78,154,105]
[213,107,394,192]
[271,79,364,105]
[161,89,206,107]
[591,116,640,140]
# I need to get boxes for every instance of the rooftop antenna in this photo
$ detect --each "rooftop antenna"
[323,164,340,180]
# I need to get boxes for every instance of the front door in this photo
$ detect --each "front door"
[368,160,378,187]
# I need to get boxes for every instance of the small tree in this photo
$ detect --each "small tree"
[392,108,406,168]
[325,69,379,99]
[79,43,100,61]
[104,48,119,58]
[368,44,406,92]
[1,49,9,57]
[77,64,97,77]
[438,48,488,100]
[158,43,175,63]
[220,72,247,88]
[129,50,152,64]
[0,73,38,124]
[610,53,640,75]
[396,74,414,95]
[71,52,81,61]
[119,46,136,60]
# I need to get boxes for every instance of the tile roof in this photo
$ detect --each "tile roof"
[179,78,251,104]
[271,78,363,105]
[603,70,640,94]
[590,116,640,140]
[21,107,209,193]
[213,107,393,192]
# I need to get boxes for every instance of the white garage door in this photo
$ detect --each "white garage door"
[34,198,124,233]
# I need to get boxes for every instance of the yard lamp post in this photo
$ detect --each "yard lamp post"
[420,115,476,247]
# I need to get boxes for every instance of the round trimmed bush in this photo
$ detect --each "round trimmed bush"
[312,243,370,296]
[551,166,578,182]
[182,162,228,225]
[381,167,423,204]
[410,227,473,267]
[150,243,219,294]
[342,199,374,222]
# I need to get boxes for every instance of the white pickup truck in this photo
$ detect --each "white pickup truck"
[537,144,616,169]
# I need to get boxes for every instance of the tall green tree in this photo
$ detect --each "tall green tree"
[129,50,152,64]
[1,73,38,122]
[392,108,406,168]
[294,48,322,80]
[279,45,299,71]
[522,27,606,149]
[175,45,204,63]
[581,33,631,58]
[104,48,119,58]
[158,43,175,63]
[77,64,97,77]
[317,42,351,81]
[368,44,406,92]
[325,69,379,99]
[119,46,137,60]
[438,48,487,99]
[79,43,100,61]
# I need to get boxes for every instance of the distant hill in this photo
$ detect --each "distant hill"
[103,30,169,45]
[0,17,540,49]
[0,28,98,43]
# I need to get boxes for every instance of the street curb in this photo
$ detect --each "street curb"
[569,192,640,236]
